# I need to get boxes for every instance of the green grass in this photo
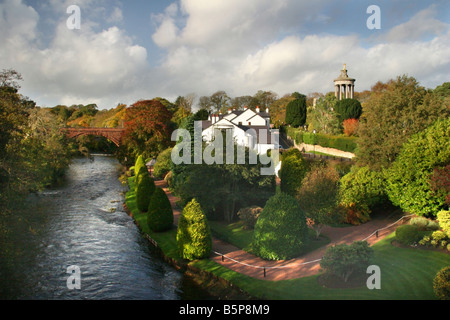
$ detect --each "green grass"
[209,220,254,252]
[125,176,450,300]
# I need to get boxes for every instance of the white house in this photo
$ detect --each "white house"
[201,107,279,155]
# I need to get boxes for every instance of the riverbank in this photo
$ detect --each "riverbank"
[123,176,255,300]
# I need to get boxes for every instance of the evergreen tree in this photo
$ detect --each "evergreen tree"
[177,199,212,261]
[136,166,156,212]
[147,188,173,232]
[334,98,362,122]
[285,93,307,127]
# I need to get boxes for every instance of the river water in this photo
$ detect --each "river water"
[0,155,211,300]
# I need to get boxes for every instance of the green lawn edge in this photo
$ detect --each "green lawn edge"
[125,177,450,300]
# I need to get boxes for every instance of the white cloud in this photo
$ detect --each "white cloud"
[1,0,449,109]
[0,0,149,108]
[382,5,449,43]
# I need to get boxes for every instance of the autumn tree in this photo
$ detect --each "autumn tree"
[357,76,450,169]
[122,99,174,161]
[297,164,341,239]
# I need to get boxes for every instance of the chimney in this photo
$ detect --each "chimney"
[244,106,248,110]
[266,107,269,114]
[256,106,260,113]
[228,109,232,114]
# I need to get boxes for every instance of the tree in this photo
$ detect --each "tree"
[123,99,174,160]
[285,93,307,127]
[252,192,308,260]
[339,166,388,212]
[357,76,450,169]
[279,149,308,197]
[386,118,450,217]
[147,188,173,232]
[430,165,450,207]
[334,98,362,122]
[177,199,212,261]
[308,93,341,135]
[136,167,156,213]
[210,91,230,113]
[297,165,341,239]
[320,241,374,283]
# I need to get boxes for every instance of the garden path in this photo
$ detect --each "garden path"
[152,170,408,281]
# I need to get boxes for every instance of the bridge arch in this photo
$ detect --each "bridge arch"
[62,128,125,147]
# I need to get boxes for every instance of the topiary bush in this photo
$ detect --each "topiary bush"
[433,266,450,300]
[136,167,156,213]
[177,199,212,261]
[134,155,145,179]
[252,192,308,260]
[147,188,174,232]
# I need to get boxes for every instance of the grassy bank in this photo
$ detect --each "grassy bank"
[125,177,450,300]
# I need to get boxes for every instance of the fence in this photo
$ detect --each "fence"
[212,214,414,278]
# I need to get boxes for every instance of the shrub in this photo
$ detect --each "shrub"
[153,148,173,179]
[237,206,263,230]
[437,211,450,237]
[252,193,308,260]
[279,151,308,197]
[320,241,374,283]
[433,266,450,300]
[343,119,359,137]
[136,167,156,213]
[395,225,426,246]
[147,188,174,232]
[177,199,212,261]
[410,217,440,231]
[340,203,371,226]
[164,170,173,189]
[431,231,448,248]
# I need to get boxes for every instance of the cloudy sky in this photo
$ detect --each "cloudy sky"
[1,0,449,109]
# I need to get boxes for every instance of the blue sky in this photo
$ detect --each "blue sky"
[1,0,449,109]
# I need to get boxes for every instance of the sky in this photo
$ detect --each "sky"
[1,0,449,109]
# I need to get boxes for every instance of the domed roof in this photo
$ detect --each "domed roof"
[334,64,355,82]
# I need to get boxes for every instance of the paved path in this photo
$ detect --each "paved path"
[152,171,409,281]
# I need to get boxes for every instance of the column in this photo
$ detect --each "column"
[335,85,339,99]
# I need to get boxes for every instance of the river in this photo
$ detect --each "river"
[0,155,212,300]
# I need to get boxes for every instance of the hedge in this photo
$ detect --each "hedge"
[286,128,358,153]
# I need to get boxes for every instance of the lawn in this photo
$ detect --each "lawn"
[125,176,450,300]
